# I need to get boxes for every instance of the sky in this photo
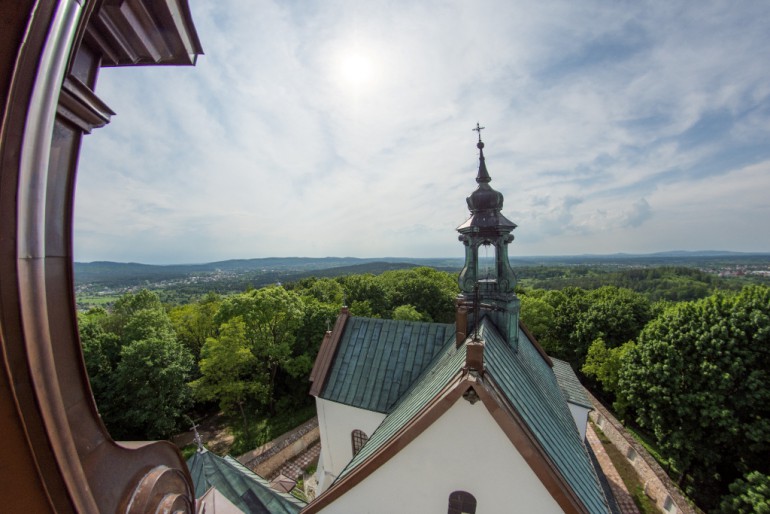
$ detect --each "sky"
[74,0,770,264]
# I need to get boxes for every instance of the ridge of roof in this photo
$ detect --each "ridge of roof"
[309,307,350,397]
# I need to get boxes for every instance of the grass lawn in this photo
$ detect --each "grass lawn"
[592,421,661,514]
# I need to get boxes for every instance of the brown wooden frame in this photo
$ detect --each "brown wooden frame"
[0,1,201,511]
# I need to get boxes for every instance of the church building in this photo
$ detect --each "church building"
[304,132,611,513]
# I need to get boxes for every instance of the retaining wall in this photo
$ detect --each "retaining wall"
[238,416,320,479]
[587,392,700,514]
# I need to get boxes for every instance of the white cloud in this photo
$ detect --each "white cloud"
[74,0,770,263]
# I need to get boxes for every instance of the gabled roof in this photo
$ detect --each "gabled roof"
[303,316,609,514]
[187,450,305,514]
[552,358,593,409]
[317,316,454,412]
[482,321,607,513]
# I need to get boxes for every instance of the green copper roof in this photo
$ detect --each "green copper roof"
[320,317,454,412]
[551,357,593,409]
[338,338,465,479]
[482,320,608,514]
[332,317,608,513]
[187,450,305,514]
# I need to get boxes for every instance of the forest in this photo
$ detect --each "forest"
[77,265,770,512]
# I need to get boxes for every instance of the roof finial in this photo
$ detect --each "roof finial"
[472,122,485,147]
[187,416,205,452]
[472,122,491,183]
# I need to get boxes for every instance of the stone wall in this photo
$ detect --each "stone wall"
[587,392,701,514]
[238,417,320,479]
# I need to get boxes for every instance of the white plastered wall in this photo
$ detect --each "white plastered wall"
[315,398,386,493]
[567,402,591,442]
[317,398,565,514]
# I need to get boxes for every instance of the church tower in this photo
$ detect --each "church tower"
[457,125,520,349]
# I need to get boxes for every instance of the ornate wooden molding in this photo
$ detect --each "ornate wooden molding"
[0,1,202,512]
[57,76,114,133]
[86,0,203,66]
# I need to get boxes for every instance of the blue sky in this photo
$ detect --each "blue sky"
[75,0,770,264]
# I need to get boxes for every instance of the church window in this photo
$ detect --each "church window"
[351,429,369,456]
[448,490,477,514]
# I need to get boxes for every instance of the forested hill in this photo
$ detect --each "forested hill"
[74,257,462,285]
[74,252,770,288]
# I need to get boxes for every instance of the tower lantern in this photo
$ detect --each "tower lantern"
[457,126,520,349]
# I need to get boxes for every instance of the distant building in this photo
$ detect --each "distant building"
[305,135,610,513]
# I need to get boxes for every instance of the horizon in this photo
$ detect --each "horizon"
[74,249,770,267]
[75,1,770,264]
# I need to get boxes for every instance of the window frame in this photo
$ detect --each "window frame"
[351,429,369,456]
[448,490,477,514]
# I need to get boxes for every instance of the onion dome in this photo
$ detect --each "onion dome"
[466,140,505,214]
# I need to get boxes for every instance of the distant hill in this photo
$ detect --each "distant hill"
[74,251,770,288]
[73,257,465,286]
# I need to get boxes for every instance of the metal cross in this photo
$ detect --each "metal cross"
[472,122,485,142]
[191,421,204,452]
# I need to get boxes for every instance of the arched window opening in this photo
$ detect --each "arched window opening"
[351,429,369,456]
[448,490,477,514]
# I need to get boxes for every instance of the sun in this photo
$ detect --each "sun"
[330,38,384,94]
[338,49,375,89]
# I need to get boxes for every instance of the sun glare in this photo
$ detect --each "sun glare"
[339,50,375,88]
[331,38,384,94]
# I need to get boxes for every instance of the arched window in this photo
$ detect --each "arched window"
[351,429,369,456]
[448,491,477,514]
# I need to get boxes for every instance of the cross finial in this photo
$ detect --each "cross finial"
[472,122,485,143]
[187,417,204,452]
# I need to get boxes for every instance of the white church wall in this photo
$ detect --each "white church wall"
[315,397,386,493]
[568,402,591,442]
[318,398,565,514]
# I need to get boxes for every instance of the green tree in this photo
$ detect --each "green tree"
[379,267,458,323]
[191,318,266,425]
[79,290,195,440]
[78,309,120,405]
[110,336,194,439]
[168,292,220,360]
[618,286,770,508]
[339,274,388,316]
[294,277,344,305]
[215,286,305,413]
[519,294,556,352]
[718,471,770,514]
[582,338,635,415]
[392,304,425,321]
[541,286,650,370]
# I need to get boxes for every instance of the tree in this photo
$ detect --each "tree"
[379,267,458,323]
[582,338,635,415]
[168,292,220,360]
[338,274,388,316]
[110,336,194,439]
[392,304,425,321]
[618,286,770,509]
[718,471,770,514]
[295,277,344,305]
[79,290,195,440]
[537,286,650,370]
[519,294,556,352]
[78,309,120,405]
[191,318,266,425]
[214,286,305,413]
